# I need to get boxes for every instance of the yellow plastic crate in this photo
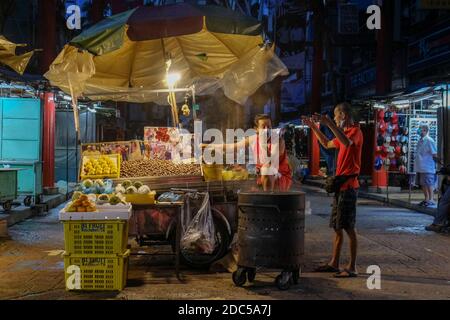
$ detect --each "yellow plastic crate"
[80,154,121,180]
[222,170,249,181]
[124,192,156,205]
[64,250,129,291]
[202,164,223,181]
[63,220,129,256]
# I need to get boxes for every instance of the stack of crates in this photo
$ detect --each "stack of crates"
[60,209,131,291]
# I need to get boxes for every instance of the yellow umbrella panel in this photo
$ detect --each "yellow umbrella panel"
[45,4,288,105]
[0,36,35,75]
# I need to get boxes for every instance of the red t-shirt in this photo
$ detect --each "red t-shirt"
[332,125,363,190]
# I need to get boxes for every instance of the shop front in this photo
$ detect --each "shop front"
[363,84,447,204]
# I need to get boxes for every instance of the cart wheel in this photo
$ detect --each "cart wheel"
[24,196,32,207]
[275,272,292,290]
[292,268,301,285]
[2,201,12,211]
[173,212,231,269]
[232,267,247,287]
[247,268,256,282]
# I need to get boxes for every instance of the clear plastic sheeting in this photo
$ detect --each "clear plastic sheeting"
[205,45,288,105]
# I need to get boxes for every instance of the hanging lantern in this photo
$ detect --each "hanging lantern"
[181,97,190,117]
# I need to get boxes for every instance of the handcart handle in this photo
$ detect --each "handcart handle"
[238,203,281,214]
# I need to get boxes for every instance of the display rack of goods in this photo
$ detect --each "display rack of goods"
[81,154,121,179]
[374,108,409,173]
[120,159,201,178]
[115,180,156,204]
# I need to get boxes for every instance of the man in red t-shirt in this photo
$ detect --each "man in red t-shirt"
[303,102,363,278]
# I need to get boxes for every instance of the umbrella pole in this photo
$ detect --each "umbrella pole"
[68,77,81,182]
[168,91,179,128]
[171,91,180,127]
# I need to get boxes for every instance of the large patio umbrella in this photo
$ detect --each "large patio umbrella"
[45,3,288,126]
[0,35,36,75]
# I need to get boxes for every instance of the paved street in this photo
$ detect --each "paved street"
[1,185,449,300]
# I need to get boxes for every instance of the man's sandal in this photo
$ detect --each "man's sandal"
[333,269,358,278]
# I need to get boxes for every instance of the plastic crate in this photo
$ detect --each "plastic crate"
[63,220,129,256]
[202,164,223,181]
[64,250,129,291]
[124,192,156,205]
[80,154,121,180]
[59,205,132,221]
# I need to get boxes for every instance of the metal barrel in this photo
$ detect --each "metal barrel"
[237,192,305,269]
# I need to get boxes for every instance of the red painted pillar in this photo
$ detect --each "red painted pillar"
[372,0,393,188]
[38,0,57,74]
[308,1,324,176]
[42,93,56,188]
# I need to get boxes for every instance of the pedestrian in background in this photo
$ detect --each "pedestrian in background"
[414,124,438,207]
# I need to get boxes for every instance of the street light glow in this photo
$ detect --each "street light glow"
[167,73,181,86]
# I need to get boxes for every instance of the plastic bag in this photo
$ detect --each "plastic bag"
[157,192,182,202]
[181,193,216,254]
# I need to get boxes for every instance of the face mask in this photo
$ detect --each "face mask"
[259,129,270,143]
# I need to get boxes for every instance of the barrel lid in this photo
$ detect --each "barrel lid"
[238,191,305,196]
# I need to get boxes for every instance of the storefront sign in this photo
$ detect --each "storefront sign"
[419,0,450,9]
[408,25,450,72]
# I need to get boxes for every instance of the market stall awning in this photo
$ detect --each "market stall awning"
[44,3,288,106]
[0,36,35,75]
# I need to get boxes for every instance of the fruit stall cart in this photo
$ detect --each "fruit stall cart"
[44,3,287,287]
[115,173,255,269]
[75,148,254,276]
